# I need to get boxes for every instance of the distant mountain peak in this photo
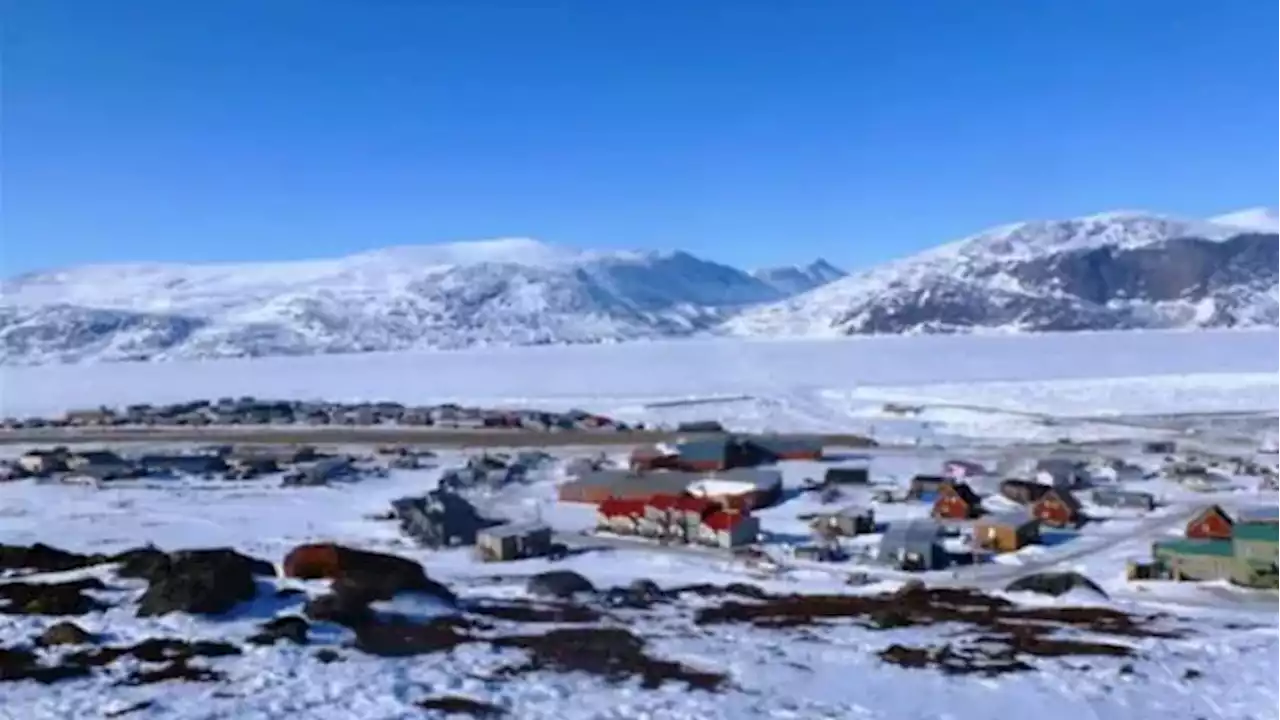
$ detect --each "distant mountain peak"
[750,259,846,295]
[1209,207,1280,234]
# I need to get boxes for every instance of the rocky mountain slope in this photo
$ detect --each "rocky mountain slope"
[751,260,846,295]
[0,238,832,364]
[724,210,1279,337]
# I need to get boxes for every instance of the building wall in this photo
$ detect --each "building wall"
[1157,551,1240,582]
[1033,499,1075,528]
[932,494,976,520]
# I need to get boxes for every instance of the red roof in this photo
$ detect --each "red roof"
[598,498,647,518]
[674,496,718,514]
[645,494,682,511]
[702,510,749,531]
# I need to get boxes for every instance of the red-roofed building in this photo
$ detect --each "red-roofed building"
[596,498,647,535]
[698,510,761,549]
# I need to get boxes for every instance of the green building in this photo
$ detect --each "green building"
[1152,520,1279,589]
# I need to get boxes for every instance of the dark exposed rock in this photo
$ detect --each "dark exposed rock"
[303,592,376,629]
[66,638,241,667]
[104,701,156,717]
[135,548,275,617]
[416,695,506,717]
[247,615,310,646]
[111,546,172,581]
[0,646,93,684]
[0,578,109,615]
[36,621,97,646]
[493,627,725,691]
[313,648,342,664]
[1006,572,1108,598]
[0,543,110,574]
[467,600,601,623]
[526,570,595,599]
[121,660,224,685]
[352,617,475,657]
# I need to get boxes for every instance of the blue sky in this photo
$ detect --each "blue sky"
[4,0,1277,275]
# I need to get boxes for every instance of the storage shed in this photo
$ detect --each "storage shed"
[876,520,945,571]
[973,511,1040,552]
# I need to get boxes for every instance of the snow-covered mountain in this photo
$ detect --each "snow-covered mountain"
[0,238,814,364]
[1209,206,1280,234]
[751,260,846,295]
[724,209,1280,338]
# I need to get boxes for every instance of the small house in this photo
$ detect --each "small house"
[65,450,126,471]
[476,522,554,562]
[907,475,947,501]
[674,437,747,471]
[1035,458,1087,489]
[1091,489,1156,511]
[676,420,726,433]
[1142,440,1177,455]
[876,520,945,571]
[824,467,870,485]
[744,434,824,462]
[1031,488,1084,528]
[391,490,489,548]
[809,505,876,537]
[972,511,1040,552]
[697,511,760,549]
[931,482,984,520]
[943,459,988,480]
[1185,505,1234,540]
[138,454,229,477]
[1153,539,1239,582]
[999,479,1051,505]
[16,449,68,476]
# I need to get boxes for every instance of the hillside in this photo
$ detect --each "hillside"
[723,210,1280,337]
[0,239,833,364]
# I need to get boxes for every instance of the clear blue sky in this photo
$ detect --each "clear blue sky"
[4,0,1277,275]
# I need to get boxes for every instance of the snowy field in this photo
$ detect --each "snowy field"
[1,329,1276,442]
[1,445,1278,719]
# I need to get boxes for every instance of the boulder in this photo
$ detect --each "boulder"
[526,570,595,599]
[0,543,109,574]
[1005,572,1107,598]
[283,543,447,601]
[35,621,97,647]
[136,548,276,617]
[247,615,310,646]
[0,578,109,615]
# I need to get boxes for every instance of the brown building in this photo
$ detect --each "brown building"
[1185,504,1234,540]
[931,482,984,520]
[999,479,1051,505]
[1032,488,1083,528]
[973,512,1040,552]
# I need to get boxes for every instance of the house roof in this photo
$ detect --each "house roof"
[598,498,647,518]
[880,519,941,548]
[910,474,946,486]
[940,481,982,506]
[1233,521,1280,543]
[1038,487,1082,513]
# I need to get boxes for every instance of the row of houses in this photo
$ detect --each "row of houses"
[629,434,824,472]
[595,495,761,549]
[559,467,784,510]
[2,398,629,433]
[1135,505,1279,589]
[7,444,374,484]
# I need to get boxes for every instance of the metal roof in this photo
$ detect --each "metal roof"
[1233,522,1280,543]
[976,510,1037,527]
[1153,539,1235,557]
[1234,506,1279,524]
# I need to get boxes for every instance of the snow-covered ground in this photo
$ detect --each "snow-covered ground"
[1,446,1277,719]
[1,329,1276,443]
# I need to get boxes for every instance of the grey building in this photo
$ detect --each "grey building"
[876,519,945,571]
[1035,458,1088,489]
[1091,489,1156,511]
[392,490,489,548]
[810,505,876,537]
[476,522,554,562]
[284,457,356,486]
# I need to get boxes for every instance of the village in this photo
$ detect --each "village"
[2,417,1277,596]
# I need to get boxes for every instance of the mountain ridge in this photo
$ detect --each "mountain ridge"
[3,207,1276,365]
